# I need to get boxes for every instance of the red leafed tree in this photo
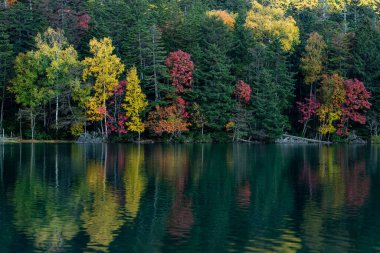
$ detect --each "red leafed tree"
[166,50,194,93]
[337,79,371,135]
[234,80,251,104]
[106,80,128,134]
[297,95,320,136]
[146,97,190,138]
[231,80,252,141]
[78,13,91,30]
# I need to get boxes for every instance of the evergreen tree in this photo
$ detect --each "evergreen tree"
[252,70,288,140]
[0,24,13,131]
[143,25,168,103]
[245,43,295,140]
[194,17,235,132]
[2,2,48,54]
[352,18,380,115]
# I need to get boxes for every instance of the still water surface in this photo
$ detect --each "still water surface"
[0,144,380,252]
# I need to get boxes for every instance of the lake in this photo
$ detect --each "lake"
[0,143,380,252]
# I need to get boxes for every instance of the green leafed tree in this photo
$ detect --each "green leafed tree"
[34,28,81,133]
[10,51,53,140]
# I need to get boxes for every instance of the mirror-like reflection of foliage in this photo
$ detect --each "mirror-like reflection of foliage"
[319,146,346,212]
[1,143,380,252]
[80,151,124,252]
[11,144,80,252]
[124,145,147,222]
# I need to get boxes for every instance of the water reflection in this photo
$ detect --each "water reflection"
[124,145,147,222]
[0,144,379,252]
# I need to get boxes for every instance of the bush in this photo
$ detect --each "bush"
[371,135,380,144]
[23,130,52,140]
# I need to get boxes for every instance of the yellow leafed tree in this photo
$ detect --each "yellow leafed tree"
[122,66,148,140]
[245,1,300,52]
[82,37,125,137]
[300,32,327,86]
[317,74,345,137]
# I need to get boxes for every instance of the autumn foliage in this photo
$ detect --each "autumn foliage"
[146,97,190,137]
[106,81,128,134]
[207,10,237,29]
[337,79,372,135]
[165,50,194,93]
[234,80,251,104]
[82,37,124,136]
[297,75,371,138]
[297,95,320,124]
[300,32,327,85]
[122,66,148,137]
[245,1,300,52]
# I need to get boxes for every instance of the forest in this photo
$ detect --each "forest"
[0,0,379,142]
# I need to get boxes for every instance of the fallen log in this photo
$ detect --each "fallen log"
[278,134,332,144]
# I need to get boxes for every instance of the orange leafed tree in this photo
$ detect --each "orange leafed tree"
[146,97,190,138]
[5,0,17,7]
[207,10,237,29]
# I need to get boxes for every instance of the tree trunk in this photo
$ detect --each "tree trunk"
[30,110,34,140]
[55,95,59,133]
[104,86,108,139]
[138,31,144,80]
[84,108,87,134]
[343,5,347,33]
[152,26,159,101]
[0,77,5,132]
[19,113,22,139]
[322,0,327,19]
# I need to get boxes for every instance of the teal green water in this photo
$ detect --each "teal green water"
[0,144,380,252]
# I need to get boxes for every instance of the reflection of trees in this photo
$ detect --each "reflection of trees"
[81,148,123,253]
[301,200,324,252]
[167,150,193,239]
[145,144,190,183]
[6,143,380,252]
[12,145,79,252]
[319,146,345,210]
[245,229,302,253]
[167,191,194,239]
[236,181,251,209]
[299,146,370,252]
[237,145,297,252]
[345,160,369,208]
[124,145,147,222]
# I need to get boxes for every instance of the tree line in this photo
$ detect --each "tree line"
[0,0,379,142]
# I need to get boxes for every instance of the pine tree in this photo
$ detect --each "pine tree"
[144,25,167,103]
[352,18,380,115]
[245,42,295,140]
[2,2,48,54]
[194,17,235,132]
[0,24,13,131]
[253,70,288,140]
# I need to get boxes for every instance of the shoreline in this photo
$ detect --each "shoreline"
[0,139,377,145]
